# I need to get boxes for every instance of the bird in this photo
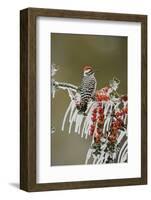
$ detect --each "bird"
[76,65,97,114]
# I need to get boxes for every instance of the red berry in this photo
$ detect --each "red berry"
[92,112,97,118]
[90,124,95,130]
[98,107,103,114]
[116,112,120,117]
[91,116,96,122]
[93,108,97,113]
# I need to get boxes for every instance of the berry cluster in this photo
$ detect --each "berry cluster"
[89,104,104,143]
[96,87,110,102]
[89,87,127,145]
[115,108,127,118]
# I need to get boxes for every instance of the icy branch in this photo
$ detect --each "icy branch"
[53,81,78,92]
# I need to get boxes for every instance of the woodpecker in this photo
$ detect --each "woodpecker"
[76,65,97,114]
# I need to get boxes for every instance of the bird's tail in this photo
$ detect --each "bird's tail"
[76,101,88,115]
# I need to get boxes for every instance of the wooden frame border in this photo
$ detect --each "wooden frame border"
[20,8,147,192]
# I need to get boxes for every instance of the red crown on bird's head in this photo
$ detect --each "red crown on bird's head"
[83,65,93,72]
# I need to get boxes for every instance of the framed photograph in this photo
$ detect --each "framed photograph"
[20,8,147,191]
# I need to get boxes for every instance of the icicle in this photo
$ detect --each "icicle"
[84,103,97,139]
[61,101,73,131]
[124,115,128,126]
[84,120,91,139]
[104,101,109,117]
[85,148,93,164]
[103,118,108,134]
[76,115,84,134]
[69,105,76,123]
[120,148,128,162]
[91,133,95,145]
[86,101,94,114]
[69,109,78,133]
[80,102,93,134]
[107,117,112,132]
[112,152,117,161]
[92,155,98,164]
[117,130,126,144]
[81,107,93,138]
[117,140,128,163]
[75,113,82,133]
[103,116,112,134]
[67,88,74,100]
[97,151,106,164]
[104,152,109,163]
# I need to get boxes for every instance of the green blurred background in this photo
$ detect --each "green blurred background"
[51,33,127,166]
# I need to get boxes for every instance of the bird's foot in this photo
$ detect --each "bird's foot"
[78,110,87,116]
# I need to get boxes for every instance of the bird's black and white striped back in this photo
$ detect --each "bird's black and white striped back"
[80,73,96,103]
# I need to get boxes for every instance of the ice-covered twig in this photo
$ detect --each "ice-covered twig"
[53,81,78,92]
[51,64,78,97]
[51,64,59,77]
